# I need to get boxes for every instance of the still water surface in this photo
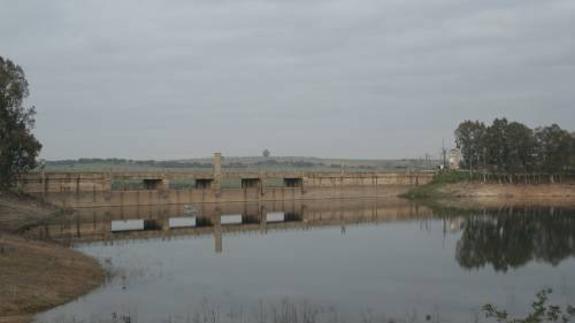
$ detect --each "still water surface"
[31,200,575,323]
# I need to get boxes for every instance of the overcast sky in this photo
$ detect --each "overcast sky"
[1,0,574,160]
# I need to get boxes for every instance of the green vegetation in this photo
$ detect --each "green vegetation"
[400,171,469,199]
[455,118,575,174]
[404,118,575,200]
[43,156,440,172]
[262,148,271,158]
[0,56,42,189]
[483,289,575,323]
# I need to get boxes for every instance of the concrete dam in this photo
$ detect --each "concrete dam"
[20,154,435,208]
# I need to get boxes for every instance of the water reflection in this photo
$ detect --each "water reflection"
[24,199,432,254]
[455,207,575,272]
[23,201,575,270]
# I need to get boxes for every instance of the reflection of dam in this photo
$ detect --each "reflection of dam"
[23,199,433,253]
[23,201,575,269]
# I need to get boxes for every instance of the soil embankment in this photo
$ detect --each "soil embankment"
[406,181,575,208]
[0,192,105,323]
[436,182,575,199]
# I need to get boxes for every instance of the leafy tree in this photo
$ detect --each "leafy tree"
[262,149,271,158]
[0,56,42,189]
[454,118,572,175]
[484,118,511,172]
[535,125,573,173]
[455,120,486,170]
[570,133,575,170]
[506,122,536,173]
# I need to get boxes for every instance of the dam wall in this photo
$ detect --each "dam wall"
[31,184,422,208]
[20,171,432,193]
[20,172,112,193]
[21,155,434,207]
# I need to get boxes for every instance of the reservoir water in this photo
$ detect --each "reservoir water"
[30,199,575,323]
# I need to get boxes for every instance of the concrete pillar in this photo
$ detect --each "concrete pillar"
[104,173,113,192]
[42,171,47,197]
[213,207,222,254]
[162,217,170,232]
[213,153,222,193]
[161,178,170,191]
[259,204,267,233]
[76,177,81,194]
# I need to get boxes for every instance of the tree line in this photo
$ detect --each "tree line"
[455,118,575,174]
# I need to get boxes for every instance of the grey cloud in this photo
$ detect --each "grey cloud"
[1,0,573,159]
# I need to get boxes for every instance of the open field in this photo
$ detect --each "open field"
[43,156,440,173]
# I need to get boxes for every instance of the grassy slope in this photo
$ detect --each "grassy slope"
[0,236,104,322]
[400,171,471,199]
[0,192,67,233]
[401,171,575,208]
[0,193,105,323]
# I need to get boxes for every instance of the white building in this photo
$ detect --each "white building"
[448,148,462,170]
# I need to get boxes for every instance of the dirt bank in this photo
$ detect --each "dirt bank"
[415,182,575,209]
[0,193,105,323]
[437,182,575,199]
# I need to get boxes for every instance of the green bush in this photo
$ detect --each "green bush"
[483,289,575,323]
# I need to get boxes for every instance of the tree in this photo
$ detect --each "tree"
[534,125,572,173]
[505,121,536,173]
[570,133,575,171]
[484,118,510,172]
[455,120,486,170]
[262,149,270,158]
[0,56,42,189]
[454,118,573,175]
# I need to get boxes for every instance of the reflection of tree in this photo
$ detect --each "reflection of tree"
[456,208,575,272]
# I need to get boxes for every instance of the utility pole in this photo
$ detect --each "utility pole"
[441,139,447,170]
[483,147,487,183]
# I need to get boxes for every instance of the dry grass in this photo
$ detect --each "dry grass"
[439,182,575,199]
[0,316,31,323]
[0,235,104,321]
[426,182,575,209]
[0,193,105,323]
[0,192,61,233]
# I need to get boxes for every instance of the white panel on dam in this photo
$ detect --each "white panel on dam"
[169,217,197,228]
[266,212,285,223]
[111,219,144,232]
[221,214,242,225]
